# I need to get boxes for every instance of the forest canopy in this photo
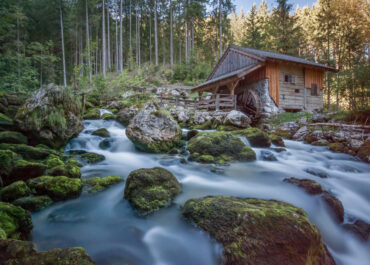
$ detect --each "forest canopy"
[0,0,369,110]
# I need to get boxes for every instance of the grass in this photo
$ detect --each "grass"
[267,112,313,128]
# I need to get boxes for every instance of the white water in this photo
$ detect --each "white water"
[31,119,370,265]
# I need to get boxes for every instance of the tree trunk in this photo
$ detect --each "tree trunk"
[86,0,92,83]
[154,0,159,65]
[115,20,119,72]
[219,0,222,58]
[170,0,173,66]
[17,16,21,91]
[102,0,106,77]
[60,4,67,86]
[119,0,123,72]
[129,0,132,68]
[184,0,188,62]
[107,6,111,70]
[149,11,152,64]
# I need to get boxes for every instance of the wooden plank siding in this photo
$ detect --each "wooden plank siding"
[305,69,324,89]
[278,65,305,110]
[265,63,280,106]
[212,50,258,80]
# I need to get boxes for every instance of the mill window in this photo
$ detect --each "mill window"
[311,84,318,96]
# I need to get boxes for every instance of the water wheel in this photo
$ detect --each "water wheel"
[237,89,262,120]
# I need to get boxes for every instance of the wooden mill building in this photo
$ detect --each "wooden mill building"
[192,45,337,118]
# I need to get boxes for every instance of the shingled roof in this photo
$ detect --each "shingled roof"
[231,45,337,72]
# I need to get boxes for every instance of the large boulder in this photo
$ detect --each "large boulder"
[0,202,32,239]
[0,143,52,160]
[116,106,139,126]
[284,177,323,195]
[124,167,181,214]
[5,160,46,185]
[183,196,336,265]
[0,181,31,202]
[187,131,256,164]
[13,195,53,212]
[15,84,83,148]
[0,131,27,144]
[223,110,251,128]
[235,127,271,147]
[0,239,96,265]
[28,176,82,201]
[126,102,182,153]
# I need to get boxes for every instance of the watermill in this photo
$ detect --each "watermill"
[236,89,262,120]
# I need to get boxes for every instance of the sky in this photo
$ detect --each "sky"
[233,0,316,13]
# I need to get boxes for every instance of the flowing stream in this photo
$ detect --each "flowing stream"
[31,117,370,265]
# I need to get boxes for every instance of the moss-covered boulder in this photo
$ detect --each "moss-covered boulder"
[328,142,348,153]
[126,102,182,153]
[92,128,110,138]
[0,150,17,179]
[46,154,64,169]
[101,113,115,120]
[0,131,27,144]
[357,140,370,163]
[0,113,13,130]
[14,84,83,148]
[48,159,81,179]
[3,160,46,186]
[0,143,52,160]
[13,195,53,212]
[284,177,323,195]
[269,134,285,147]
[28,176,82,201]
[83,108,100,119]
[83,176,123,192]
[182,196,336,265]
[0,181,31,202]
[0,202,32,239]
[0,239,96,265]
[187,131,256,164]
[80,152,105,164]
[124,167,181,214]
[235,127,271,147]
[322,191,344,223]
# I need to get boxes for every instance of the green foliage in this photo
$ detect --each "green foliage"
[171,61,212,85]
[267,112,313,128]
[83,176,124,192]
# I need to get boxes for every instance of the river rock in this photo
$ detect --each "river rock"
[182,196,336,265]
[0,239,96,264]
[28,176,82,202]
[124,167,181,214]
[187,131,256,164]
[83,176,123,193]
[322,191,344,223]
[223,110,251,128]
[6,159,47,185]
[0,143,52,160]
[275,122,300,139]
[83,108,100,119]
[293,126,308,141]
[357,140,370,163]
[343,220,370,241]
[186,129,198,140]
[116,106,139,126]
[236,127,271,147]
[126,102,182,153]
[304,167,329,178]
[13,195,53,212]
[260,150,277,161]
[311,114,329,123]
[80,152,105,164]
[0,202,33,239]
[15,84,83,148]
[92,128,110,138]
[0,181,31,202]
[0,113,13,130]
[0,131,27,144]
[269,134,285,147]
[284,177,323,195]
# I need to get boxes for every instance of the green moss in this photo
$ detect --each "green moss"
[5,160,46,185]
[0,181,31,202]
[80,152,105,164]
[0,143,52,160]
[46,154,64,169]
[27,176,82,201]
[329,142,347,153]
[216,125,240,131]
[0,150,17,177]
[198,155,215,163]
[0,202,32,239]
[124,167,181,214]
[119,93,155,109]
[152,108,171,118]
[235,127,271,148]
[191,120,214,130]
[101,113,115,120]
[267,112,313,128]
[13,195,53,212]
[92,128,110,137]
[0,113,13,126]
[357,140,370,162]
[83,176,124,192]
[187,131,256,164]
[0,131,27,144]
[182,196,333,265]
[0,227,6,240]
[83,108,100,119]
[269,134,285,147]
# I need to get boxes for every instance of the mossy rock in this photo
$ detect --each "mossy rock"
[48,163,81,179]
[124,167,181,214]
[98,139,111,149]
[186,129,198,140]
[27,176,82,202]
[80,152,105,164]
[274,129,293,139]
[101,113,115,120]
[0,150,17,178]
[83,176,124,193]
[191,120,215,130]
[329,142,347,153]
[46,154,64,169]
[284,177,323,195]
[0,113,13,128]
[0,181,31,202]
[83,108,100,120]
[269,134,285,147]
[357,140,370,163]
[322,191,344,223]
[182,196,336,265]
[0,202,33,239]
[187,131,256,164]
[6,160,46,185]
[13,195,53,212]
[92,128,110,138]
[0,131,27,144]
[0,143,52,160]
[0,239,96,265]
[235,127,271,148]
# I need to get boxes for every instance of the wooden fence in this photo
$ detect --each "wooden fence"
[158,94,237,111]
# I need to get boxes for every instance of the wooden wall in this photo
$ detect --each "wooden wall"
[211,50,258,80]
[265,63,280,106]
[278,64,305,110]
[305,69,324,89]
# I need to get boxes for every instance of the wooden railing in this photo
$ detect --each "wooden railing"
[158,93,237,111]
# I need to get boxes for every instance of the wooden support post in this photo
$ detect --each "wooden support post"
[216,94,220,111]
[175,97,178,108]
[234,95,237,110]
[82,93,86,113]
